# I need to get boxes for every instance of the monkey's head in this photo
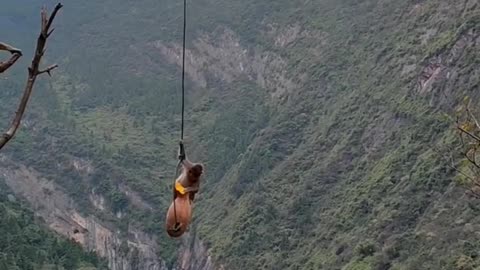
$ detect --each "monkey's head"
[187,163,203,182]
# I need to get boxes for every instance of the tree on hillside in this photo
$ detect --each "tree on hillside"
[0,3,63,151]
[442,98,480,198]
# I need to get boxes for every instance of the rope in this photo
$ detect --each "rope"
[181,0,187,141]
[172,0,188,232]
[172,159,183,231]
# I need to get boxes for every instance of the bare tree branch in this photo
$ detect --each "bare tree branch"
[464,151,480,169]
[446,153,476,183]
[0,42,22,73]
[38,64,59,76]
[0,3,63,151]
[466,189,480,199]
[432,144,478,189]
[442,97,480,199]
[466,104,480,131]
[457,126,480,142]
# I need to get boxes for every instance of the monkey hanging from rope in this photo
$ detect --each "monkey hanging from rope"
[165,147,204,238]
[165,0,201,238]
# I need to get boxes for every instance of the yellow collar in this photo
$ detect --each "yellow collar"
[175,182,187,195]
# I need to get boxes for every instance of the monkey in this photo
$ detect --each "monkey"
[165,158,204,238]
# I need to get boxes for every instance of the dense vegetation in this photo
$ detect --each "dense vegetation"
[0,181,107,270]
[1,0,480,269]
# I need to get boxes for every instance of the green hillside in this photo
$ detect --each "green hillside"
[1,0,479,269]
[0,181,107,270]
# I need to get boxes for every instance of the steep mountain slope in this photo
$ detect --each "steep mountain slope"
[0,178,107,269]
[1,0,479,269]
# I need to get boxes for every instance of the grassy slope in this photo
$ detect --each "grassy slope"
[1,0,479,269]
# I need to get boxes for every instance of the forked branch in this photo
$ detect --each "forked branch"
[0,42,22,73]
[0,3,63,150]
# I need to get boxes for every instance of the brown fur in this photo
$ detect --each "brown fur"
[165,195,192,237]
[165,159,204,238]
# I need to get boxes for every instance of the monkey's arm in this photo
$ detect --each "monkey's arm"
[186,183,200,201]
[175,181,199,202]
[175,182,199,195]
[184,186,199,193]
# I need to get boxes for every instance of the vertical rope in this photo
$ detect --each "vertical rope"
[172,160,182,230]
[181,0,187,141]
[172,0,188,231]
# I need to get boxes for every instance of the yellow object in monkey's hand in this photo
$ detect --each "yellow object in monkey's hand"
[175,182,187,195]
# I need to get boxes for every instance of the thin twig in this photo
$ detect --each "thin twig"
[466,104,480,132]
[434,145,477,183]
[38,64,59,76]
[467,189,480,199]
[457,126,480,142]
[463,149,480,169]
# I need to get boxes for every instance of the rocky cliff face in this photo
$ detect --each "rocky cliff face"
[176,232,223,270]
[0,154,218,270]
[151,27,305,103]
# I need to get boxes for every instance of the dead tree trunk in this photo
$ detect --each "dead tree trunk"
[0,3,63,151]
